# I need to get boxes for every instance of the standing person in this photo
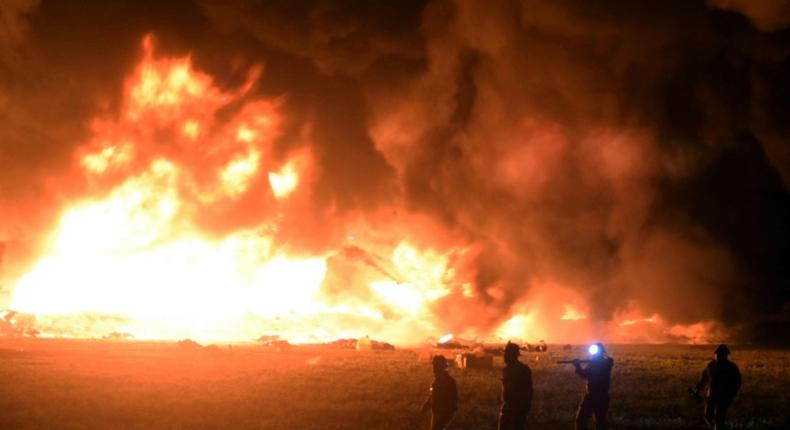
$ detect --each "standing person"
[498,341,533,430]
[421,355,458,430]
[573,342,613,430]
[691,344,741,430]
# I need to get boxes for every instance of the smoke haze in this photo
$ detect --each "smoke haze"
[1,0,788,344]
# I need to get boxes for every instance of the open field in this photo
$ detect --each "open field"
[0,339,787,429]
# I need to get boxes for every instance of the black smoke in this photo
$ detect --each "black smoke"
[0,0,788,344]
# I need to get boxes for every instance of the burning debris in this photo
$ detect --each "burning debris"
[454,344,495,369]
[355,336,396,351]
[102,331,135,341]
[525,341,548,353]
[433,334,476,350]
[328,338,359,349]
[177,339,203,350]
[257,335,291,351]
[256,335,395,351]
[0,311,38,337]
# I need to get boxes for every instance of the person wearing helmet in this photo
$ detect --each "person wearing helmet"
[498,341,533,430]
[692,344,741,429]
[573,342,614,430]
[421,355,458,430]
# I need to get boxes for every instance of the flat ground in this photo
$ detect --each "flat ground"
[0,339,787,429]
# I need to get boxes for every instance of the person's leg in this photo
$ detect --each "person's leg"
[431,412,455,430]
[713,400,730,430]
[704,398,716,427]
[498,410,512,430]
[593,396,608,430]
[514,410,527,430]
[575,395,593,430]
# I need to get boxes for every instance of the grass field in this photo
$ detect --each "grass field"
[0,339,787,429]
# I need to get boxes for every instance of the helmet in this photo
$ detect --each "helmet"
[432,355,448,369]
[504,341,520,358]
[714,344,730,356]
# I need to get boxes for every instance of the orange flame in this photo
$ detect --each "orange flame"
[4,36,722,346]
[9,37,454,343]
[437,333,453,343]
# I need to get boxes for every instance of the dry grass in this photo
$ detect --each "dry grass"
[0,339,787,429]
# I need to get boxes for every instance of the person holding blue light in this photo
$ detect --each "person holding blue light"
[572,342,613,430]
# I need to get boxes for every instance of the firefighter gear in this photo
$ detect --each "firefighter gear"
[695,345,741,430]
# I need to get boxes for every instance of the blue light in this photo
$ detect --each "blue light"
[588,344,600,355]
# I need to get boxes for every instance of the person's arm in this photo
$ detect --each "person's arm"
[733,364,742,394]
[573,359,589,378]
[420,387,432,413]
[525,367,534,407]
[451,379,459,412]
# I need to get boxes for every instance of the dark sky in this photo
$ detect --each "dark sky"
[1,0,788,344]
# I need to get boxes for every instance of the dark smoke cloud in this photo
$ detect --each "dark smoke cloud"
[0,0,39,66]
[1,0,788,343]
[707,0,790,31]
[305,0,788,342]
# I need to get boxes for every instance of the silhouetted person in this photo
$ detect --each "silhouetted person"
[692,344,741,430]
[498,341,533,430]
[421,355,458,430]
[573,343,613,430]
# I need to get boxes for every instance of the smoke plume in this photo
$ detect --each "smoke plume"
[0,0,788,344]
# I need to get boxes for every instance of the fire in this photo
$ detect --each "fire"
[268,162,299,198]
[560,305,587,321]
[619,316,658,326]
[3,35,722,346]
[496,311,539,341]
[221,150,261,198]
[6,36,461,343]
